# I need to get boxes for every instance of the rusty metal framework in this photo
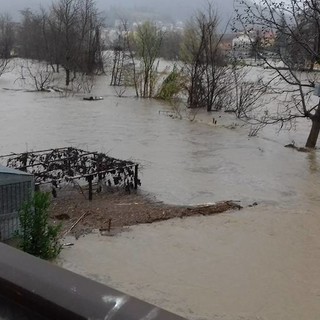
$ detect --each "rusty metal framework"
[0,148,140,199]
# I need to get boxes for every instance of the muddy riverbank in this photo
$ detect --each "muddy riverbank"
[50,189,242,238]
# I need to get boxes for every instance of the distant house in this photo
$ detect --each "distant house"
[219,33,237,56]
[0,166,34,241]
[232,30,277,60]
[261,30,276,47]
[232,33,254,58]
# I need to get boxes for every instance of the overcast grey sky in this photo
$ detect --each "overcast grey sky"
[0,0,234,26]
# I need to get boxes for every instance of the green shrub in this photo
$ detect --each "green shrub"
[18,191,62,260]
[157,66,185,101]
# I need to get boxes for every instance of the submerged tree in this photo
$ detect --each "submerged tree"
[156,65,185,101]
[181,4,230,111]
[109,21,133,87]
[134,21,163,98]
[0,14,14,77]
[235,0,320,148]
[18,0,103,87]
[110,35,126,86]
[109,20,163,98]
[50,0,103,85]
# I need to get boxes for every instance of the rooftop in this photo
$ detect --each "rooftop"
[0,165,32,176]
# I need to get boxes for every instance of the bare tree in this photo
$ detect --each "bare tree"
[134,21,163,98]
[109,23,132,87]
[227,60,266,119]
[122,19,140,97]
[51,0,81,85]
[235,0,320,148]
[0,14,14,77]
[16,60,54,91]
[110,38,126,86]
[107,19,139,95]
[181,4,230,111]
[75,0,104,75]
[109,20,163,98]
[19,9,49,61]
[18,0,103,87]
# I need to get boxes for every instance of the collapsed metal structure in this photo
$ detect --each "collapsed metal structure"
[0,147,140,200]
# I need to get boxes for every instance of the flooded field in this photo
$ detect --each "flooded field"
[1,64,320,319]
[1,65,318,207]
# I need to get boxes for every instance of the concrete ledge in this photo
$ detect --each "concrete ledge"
[0,243,186,320]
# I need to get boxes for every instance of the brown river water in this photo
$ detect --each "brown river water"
[1,65,320,319]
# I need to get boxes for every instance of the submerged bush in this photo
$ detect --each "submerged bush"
[157,66,185,101]
[18,191,61,260]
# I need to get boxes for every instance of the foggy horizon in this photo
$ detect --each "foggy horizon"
[0,0,234,28]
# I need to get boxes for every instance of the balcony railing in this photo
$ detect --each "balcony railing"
[0,243,186,320]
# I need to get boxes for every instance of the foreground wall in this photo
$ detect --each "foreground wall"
[0,243,186,320]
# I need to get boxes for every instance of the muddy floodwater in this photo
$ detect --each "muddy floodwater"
[1,66,320,319]
[1,68,318,207]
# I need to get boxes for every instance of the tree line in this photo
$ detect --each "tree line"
[0,0,104,85]
[1,0,320,148]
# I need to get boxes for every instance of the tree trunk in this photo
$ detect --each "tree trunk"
[66,69,70,86]
[306,119,320,148]
[110,51,118,86]
[306,102,320,148]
